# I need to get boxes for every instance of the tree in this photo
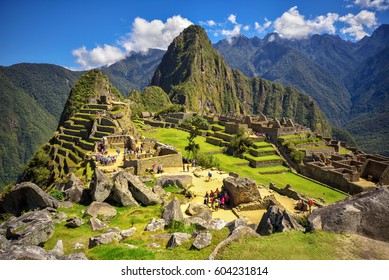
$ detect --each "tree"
[181,115,209,159]
[227,127,253,157]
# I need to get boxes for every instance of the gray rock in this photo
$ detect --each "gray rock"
[222,176,261,207]
[0,245,57,260]
[166,232,192,248]
[61,173,88,203]
[208,226,260,260]
[124,244,138,249]
[65,216,84,228]
[111,172,139,207]
[0,182,59,216]
[54,212,67,224]
[0,234,11,251]
[88,217,108,231]
[121,227,136,238]
[162,197,184,226]
[152,185,170,199]
[226,218,249,232]
[148,242,161,248]
[308,187,389,242]
[229,172,239,178]
[192,231,212,250]
[84,201,117,221]
[90,169,114,202]
[124,173,162,205]
[185,202,212,221]
[0,209,54,246]
[257,205,304,235]
[58,201,73,208]
[73,243,84,250]
[185,216,208,229]
[139,175,153,183]
[156,175,193,189]
[49,240,64,257]
[145,218,166,232]
[207,219,227,230]
[58,253,88,260]
[89,231,123,248]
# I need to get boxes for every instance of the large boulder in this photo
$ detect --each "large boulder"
[0,209,54,246]
[145,218,166,232]
[124,173,162,205]
[208,226,260,260]
[222,177,261,207]
[226,218,249,232]
[90,169,113,202]
[65,216,84,228]
[88,217,108,231]
[192,231,212,250]
[0,182,59,216]
[88,230,123,249]
[156,175,193,189]
[60,173,89,204]
[308,187,389,242]
[185,202,212,221]
[84,201,117,221]
[111,172,139,207]
[166,232,192,248]
[257,205,304,236]
[162,197,184,226]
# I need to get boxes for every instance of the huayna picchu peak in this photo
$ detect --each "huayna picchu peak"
[151,25,331,136]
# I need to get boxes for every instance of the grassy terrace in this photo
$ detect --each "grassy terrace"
[141,127,347,204]
[244,153,282,161]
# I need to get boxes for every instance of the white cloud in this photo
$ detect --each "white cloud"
[354,0,389,10]
[200,20,217,27]
[121,15,193,53]
[228,14,237,24]
[273,6,339,39]
[340,10,378,39]
[243,25,250,31]
[221,25,241,37]
[254,18,272,33]
[72,15,192,70]
[72,45,126,70]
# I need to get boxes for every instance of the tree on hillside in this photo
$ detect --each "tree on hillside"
[227,127,253,157]
[182,115,209,159]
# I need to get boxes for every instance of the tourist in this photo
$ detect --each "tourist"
[220,196,225,209]
[204,191,209,205]
[152,163,157,173]
[187,164,190,172]
[308,198,314,213]
[210,196,215,210]
[207,171,212,181]
[214,198,219,211]
[157,165,163,174]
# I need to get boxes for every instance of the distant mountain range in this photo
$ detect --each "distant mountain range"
[0,24,388,188]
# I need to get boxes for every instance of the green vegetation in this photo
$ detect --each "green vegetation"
[49,189,64,201]
[128,86,172,117]
[216,230,376,260]
[227,127,254,157]
[181,115,209,159]
[141,127,346,204]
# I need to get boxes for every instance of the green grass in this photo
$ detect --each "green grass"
[141,127,347,204]
[252,142,272,148]
[251,146,275,152]
[244,153,282,161]
[163,185,183,192]
[257,165,290,173]
[216,230,368,260]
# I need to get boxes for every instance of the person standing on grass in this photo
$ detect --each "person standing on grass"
[308,198,314,213]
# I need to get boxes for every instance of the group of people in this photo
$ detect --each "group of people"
[204,188,230,211]
[95,153,117,166]
[297,198,314,213]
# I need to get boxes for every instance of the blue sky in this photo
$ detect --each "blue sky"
[1,0,388,70]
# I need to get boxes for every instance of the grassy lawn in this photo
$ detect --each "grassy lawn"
[257,165,290,173]
[216,230,374,260]
[244,153,282,161]
[252,142,272,148]
[141,127,347,204]
[251,146,276,152]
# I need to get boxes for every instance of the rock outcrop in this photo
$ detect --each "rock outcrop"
[145,218,166,232]
[88,217,108,231]
[185,202,212,221]
[166,232,192,248]
[65,216,84,228]
[222,176,261,207]
[90,169,114,202]
[111,172,139,207]
[192,231,212,250]
[124,173,162,205]
[0,182,59,215]
[89,229,123,248]
[60,173,88,204]
[156,175,193,189]
[0,209,55,246]
[256,205,304,235]
[308,187,389,242]
[84,201,117,221]
[162,197,184,226]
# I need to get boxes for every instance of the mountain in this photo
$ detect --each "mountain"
[0,64,82,189]
[214,24,389,154]
[21,69,138,189]
[101,49,165,96]
[151,25,331,135]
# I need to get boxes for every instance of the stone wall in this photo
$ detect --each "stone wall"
[123,153,183,175]
[206,137,222,146]
[269,183,301,200]
[246,158,283,168]
[302,147,335,157]
[225,122,248,134]
[361,159,389,184]
[299,163,369,195]
[144,120,166,128]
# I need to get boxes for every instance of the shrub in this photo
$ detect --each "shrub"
[49,189,64,201]
[195,153,220,169]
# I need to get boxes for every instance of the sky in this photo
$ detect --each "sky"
[1,0,388,70]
